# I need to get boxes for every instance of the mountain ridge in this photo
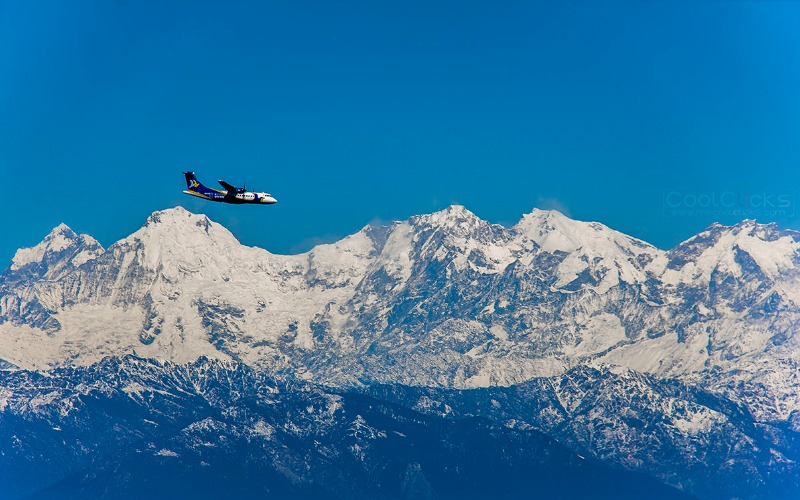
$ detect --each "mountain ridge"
[3,205,800,498]
[2,206,798,397]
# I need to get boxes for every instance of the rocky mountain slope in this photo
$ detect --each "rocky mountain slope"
[0,356,692,500]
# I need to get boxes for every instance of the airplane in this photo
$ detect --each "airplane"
[182,171,277,205]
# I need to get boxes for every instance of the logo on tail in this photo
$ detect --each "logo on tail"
[183,171,201,190]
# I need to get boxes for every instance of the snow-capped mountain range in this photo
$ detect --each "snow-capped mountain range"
[2,205,800,498]
[3,206,799,414]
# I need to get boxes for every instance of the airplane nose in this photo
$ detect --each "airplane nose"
[263,196,277,204]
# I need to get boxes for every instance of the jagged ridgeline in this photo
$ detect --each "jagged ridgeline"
[2,206,800,499]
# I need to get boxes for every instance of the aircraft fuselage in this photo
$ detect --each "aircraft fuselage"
[182,171,277,205]
[183,188,277,204]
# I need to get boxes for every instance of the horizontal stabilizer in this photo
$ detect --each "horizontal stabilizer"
[183,189,213,200]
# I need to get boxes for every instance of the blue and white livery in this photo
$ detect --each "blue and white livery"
[183,171,277,205]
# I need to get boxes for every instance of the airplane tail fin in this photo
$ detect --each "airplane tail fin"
[183,171,202,190]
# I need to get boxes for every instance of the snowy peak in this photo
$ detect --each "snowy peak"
[8,223,103,277]
[515,208,581,252]
[514,208,662,290]
[411,205,512,248]
[11,224,78,271]
[143,206,209,227]
[402,205,516,275]
[728,219,800,244]
[134,206,235,243]
[673,219,798,257]
[514,208,656,254]
[666,220,800,282]
[410,205,486,234]
[116,207,248,272]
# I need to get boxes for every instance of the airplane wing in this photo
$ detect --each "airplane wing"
[218,180,239,193]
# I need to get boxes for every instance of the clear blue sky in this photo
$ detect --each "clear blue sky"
[2,0,799,266]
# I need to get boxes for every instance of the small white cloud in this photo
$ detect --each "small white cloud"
[535,197,572,217]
